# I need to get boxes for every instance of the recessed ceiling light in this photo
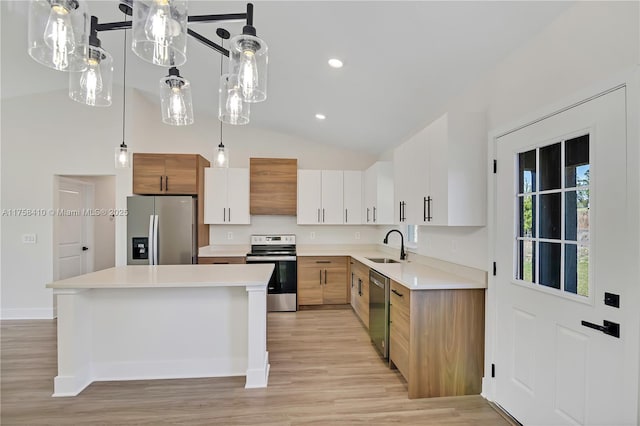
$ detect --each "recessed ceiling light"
[315,113,326,120]
[328,58,343,68]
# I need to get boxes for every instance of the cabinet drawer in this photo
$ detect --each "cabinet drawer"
[390,332,410,381]
[390,304,410,343]
[198,257,245,264]
[390,280,410,314]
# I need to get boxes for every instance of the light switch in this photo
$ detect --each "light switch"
[22,234,37,244]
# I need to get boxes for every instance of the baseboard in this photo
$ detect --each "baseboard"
[92,357,248,381]
[0,307,54,320]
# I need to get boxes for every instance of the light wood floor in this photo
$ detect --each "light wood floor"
[1,309,510,425]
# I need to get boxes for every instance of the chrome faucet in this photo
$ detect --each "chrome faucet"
[383,229,406,260]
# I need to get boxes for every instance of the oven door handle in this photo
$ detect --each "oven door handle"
[246,256,297,262]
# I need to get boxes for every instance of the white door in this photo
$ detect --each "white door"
[494,87,638,425]
[226,168,250,224]
[297,170,322,224]
[321,170,344,224]
[204,168,228,224]
[55,179,89,280]
[343,171,362,224]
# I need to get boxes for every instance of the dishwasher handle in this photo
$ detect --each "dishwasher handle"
[370,277,385,289]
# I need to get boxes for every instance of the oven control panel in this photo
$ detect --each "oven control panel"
[251,234,296,245]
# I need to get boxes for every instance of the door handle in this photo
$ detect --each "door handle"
[581,320,620,338]
[82,246,89,251]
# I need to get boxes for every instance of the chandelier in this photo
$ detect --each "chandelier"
[27,0,268,127]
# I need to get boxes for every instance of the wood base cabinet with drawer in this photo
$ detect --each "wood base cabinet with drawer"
[388,280,485,398]
[350,259,370,328]
[298,257,348,307]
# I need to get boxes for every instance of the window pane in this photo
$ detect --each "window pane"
[540,143,561,190]
[518,150,536,193]
[519,195,536,238]
[539,242,561,289]
[565,244,589,296]
[565,135,589,188]
[518,239,535,283]
[540,193,561,239]
[565,190,589,242]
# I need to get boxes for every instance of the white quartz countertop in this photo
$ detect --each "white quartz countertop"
[296,246,485,290]
[46,264,274,289]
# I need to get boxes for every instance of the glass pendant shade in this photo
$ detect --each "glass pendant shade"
[218,73,250,125]
[160,73,194,126]
[132,0,188,67]
[115,143,130,168]
[214,143,229,168]
[68,45,113,106]
[28,0,89,71]
[228,34,268,103]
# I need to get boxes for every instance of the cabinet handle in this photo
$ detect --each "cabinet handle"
[315,260,331,264]
[322,208,325,223]
[165,176,169,191]
[223,208,226,222]
[228,208,231,222]
[366,208,370,223]
[324,269,327,284]
[317,208,320,223]
[358,278,362,296]
[345,209,348,223]
[391,289,404,298]
[427,196,432,222]
[423,197,427,222]
[160,176,163,191]
[319,270,322,285]
[373,207,377,223]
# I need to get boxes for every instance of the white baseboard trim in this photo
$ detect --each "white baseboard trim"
[0,307,54,320]
[245,351,270,389]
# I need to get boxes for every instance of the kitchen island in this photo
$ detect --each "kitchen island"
[46,264,274,397]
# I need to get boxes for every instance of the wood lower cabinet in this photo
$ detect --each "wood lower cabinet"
[198,257,245,264]
[389,280,485,398]
[298,257,348,306]
[133,154,206,195]
[350,259,369,328]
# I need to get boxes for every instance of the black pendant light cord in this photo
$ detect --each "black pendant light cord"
[122,15,128,145]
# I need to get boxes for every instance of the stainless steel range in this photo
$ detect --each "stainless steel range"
[245,234,297,312]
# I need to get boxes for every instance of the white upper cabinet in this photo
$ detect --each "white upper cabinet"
[363,161,394,225]
[297,170,344,224]
[343,171,362,224]
[204,168,250,224]
[393,111,486,226]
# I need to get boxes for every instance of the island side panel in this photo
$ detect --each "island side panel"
[245,284,269,388]
[89,287,249,381]
[53,289,93,397]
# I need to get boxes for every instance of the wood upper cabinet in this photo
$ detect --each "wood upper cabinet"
[133,154,203,195]
[388,280,485,398]
[297,256,348,306]
[250,158,297,215]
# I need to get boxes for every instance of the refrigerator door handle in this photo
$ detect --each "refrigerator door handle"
[153,214,159,265]
[148,215,155,265]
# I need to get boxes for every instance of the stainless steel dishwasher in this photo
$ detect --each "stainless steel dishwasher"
[369,269,390,358]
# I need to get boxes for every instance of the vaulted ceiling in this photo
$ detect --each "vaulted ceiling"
[1,1,573,154]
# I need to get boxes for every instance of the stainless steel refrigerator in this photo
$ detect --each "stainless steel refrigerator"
[127,196,197,265]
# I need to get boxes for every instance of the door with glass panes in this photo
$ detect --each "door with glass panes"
[494,87,638,425]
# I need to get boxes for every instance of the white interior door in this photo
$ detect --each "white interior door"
[494,87,638,425]
[55,179,89,280]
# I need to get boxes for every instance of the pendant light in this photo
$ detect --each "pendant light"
[160,67,194,126]
[28,0,89,71]
[69,17,113,107]
[115,15,130,168]
[132,0,188,67]
[214,29,230,168]
[228,3,268,103]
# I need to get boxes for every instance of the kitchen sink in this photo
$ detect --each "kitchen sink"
[366,257,399,264]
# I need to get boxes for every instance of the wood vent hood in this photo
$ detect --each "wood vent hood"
[250,158,298,215]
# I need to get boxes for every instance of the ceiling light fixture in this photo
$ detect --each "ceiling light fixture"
[315,113,326,120]
[116,13,130,168]
[28,0,268,126]
[214,29,230,168]
[328,58,343,68]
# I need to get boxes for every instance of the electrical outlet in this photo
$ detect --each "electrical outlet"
[22,234,37,244]
[227,232,233,240]
[310,232,316,240]
[355,232,361,240]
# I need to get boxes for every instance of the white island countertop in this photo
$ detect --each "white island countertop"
[47,264,274,289]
